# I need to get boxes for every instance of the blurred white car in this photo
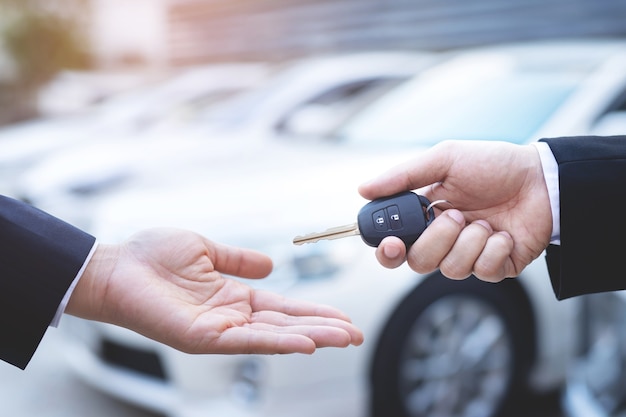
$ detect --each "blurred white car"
[36,69,157,117]
[59,40,626,417]
[0,62,270,196]
[15,51,437,228]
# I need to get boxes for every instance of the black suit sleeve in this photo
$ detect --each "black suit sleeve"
[540,135,626,299]
[0,195,95,369]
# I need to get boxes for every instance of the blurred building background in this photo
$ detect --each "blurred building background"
[44,0,626,68]
[1,0,626,125]
[165,0,626,64]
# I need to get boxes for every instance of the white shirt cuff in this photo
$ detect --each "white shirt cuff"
[50,241,99,327]
[532,142,560,244]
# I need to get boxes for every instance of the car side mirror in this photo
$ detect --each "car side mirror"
[591,111,626,136]
[279,105,339,138]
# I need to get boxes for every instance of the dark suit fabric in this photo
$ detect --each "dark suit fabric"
[541,136,626,300]
[0,195,95,369]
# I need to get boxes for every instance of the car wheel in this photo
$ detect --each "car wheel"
[370,273,535,417]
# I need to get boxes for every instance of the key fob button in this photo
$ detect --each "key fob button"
[372,209,388,231]
[357,191,431,248]
[387,205,403,230]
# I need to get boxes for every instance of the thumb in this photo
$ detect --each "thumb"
[207,240,274,279]
[358,141,455,200]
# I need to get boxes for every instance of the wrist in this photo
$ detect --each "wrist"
[66,244,120,322]
[531,141,560,244]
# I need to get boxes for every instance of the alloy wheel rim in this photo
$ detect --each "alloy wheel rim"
[398,295,513,417]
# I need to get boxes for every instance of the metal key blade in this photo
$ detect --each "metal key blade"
[293,223,360,245]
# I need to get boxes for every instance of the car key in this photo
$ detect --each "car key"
[293,191,436,248]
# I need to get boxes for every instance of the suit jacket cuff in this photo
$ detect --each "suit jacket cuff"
[540,136,626,299]
[0,196,96,369]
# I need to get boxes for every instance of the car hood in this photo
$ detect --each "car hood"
[89,140,417,247]
[16,128,255,199]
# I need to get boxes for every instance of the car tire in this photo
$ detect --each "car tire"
[370,273,535,417]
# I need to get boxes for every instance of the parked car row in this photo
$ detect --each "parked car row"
[2,40,626,417]
[11,51,436,230]
[0,62,272,197]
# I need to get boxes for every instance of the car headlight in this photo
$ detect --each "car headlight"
[293,239,359,279]
[257,239,360,287]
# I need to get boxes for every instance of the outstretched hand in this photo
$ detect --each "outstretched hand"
[67,228,363,354]
[359,140,553,282]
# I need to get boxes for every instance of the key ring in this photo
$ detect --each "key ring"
[425,199,455,222]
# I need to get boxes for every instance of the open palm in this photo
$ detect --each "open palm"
[68,228,363,354]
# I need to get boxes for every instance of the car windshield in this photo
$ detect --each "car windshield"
[337,61,583,147]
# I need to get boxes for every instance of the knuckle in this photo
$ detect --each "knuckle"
[468,220,493,237]
[439,258,472,280]
[471,233,514,282]
[407,251,437,274]
[472,263,504,283]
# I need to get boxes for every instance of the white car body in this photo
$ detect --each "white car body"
[14,51,437,228]
[58,40,626,417]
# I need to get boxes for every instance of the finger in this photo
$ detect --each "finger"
[406,209,466,274]
[212,327,318,354]
[472,232,516,282]
[209,241,273,279]
[251,310,364,346]
[251,290,354,322]
[375,236,407,268]
[208,321,359,354]
[439,220,492,280]
[246,322,355,348]
[358,141,455,200]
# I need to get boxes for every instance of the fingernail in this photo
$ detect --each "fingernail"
[498,231,513,240]
[446,209,465,226]
[473,220,493,233]
[384,244,402,259]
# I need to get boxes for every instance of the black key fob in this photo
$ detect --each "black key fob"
[357,191,434,248]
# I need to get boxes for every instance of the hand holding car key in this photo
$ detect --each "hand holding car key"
[293,192,448,248]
